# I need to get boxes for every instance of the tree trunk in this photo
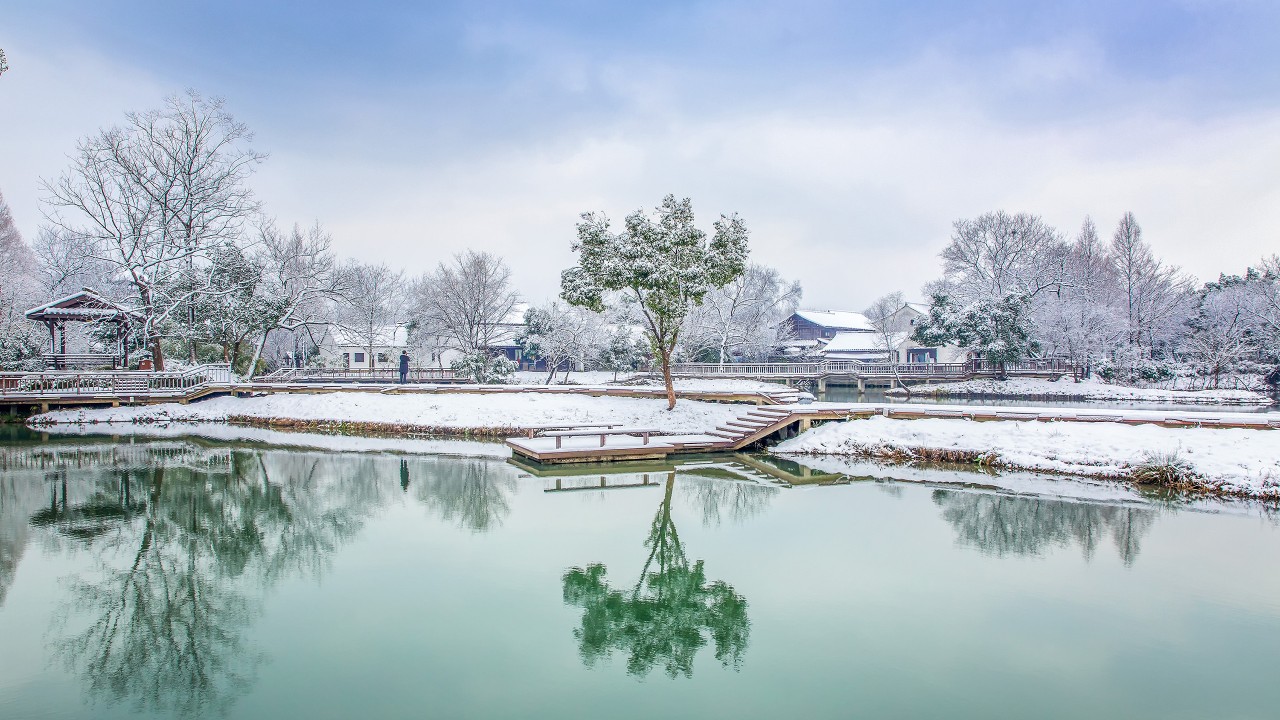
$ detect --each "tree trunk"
[151,337,165,371]
[247,330,271,380]
[660,348,676,410]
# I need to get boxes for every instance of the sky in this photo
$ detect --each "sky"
[2,0,1279,309]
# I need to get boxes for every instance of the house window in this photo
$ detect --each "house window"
[377,352,388,363]
[353,352,366,364]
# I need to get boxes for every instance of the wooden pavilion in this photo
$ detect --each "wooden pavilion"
[25,289,141,370]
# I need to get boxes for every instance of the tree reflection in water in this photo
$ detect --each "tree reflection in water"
[38,444,391,717]
[932,489,1156,565]
[563,472,750,678]
[411,456,516,533]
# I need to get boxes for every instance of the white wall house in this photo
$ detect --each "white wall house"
[318,325,408,369]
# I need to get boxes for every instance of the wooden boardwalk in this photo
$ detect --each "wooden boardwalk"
[0,365,809,412]
[667,358,1078,390]
[506,401,1280,464]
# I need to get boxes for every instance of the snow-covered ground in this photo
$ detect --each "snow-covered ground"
[511,371,799,395]
[889,377,1273,405]
[774,415,1280,499]
[31,392,748,435]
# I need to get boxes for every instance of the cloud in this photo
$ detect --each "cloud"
[4,5,1279,312]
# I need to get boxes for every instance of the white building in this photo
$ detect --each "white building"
[318,324,409,369]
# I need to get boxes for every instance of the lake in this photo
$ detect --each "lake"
[2,429,1278,719]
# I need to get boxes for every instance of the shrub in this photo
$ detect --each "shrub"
[451,351,516,384]
[1130,451,1202,489]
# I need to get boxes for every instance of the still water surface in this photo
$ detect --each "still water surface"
[1,431,1278,719]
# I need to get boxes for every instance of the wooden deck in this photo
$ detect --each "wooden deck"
[506,401,1280,464]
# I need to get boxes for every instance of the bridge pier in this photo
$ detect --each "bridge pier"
[816,378,826,394]
[856,378,865,392]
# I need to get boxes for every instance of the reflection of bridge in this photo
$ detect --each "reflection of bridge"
[510,453,845,488]
[666,359,1079,391]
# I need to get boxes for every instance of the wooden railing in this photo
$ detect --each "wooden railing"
[257,367,459,383]
[667,358,1077,379]
[0,364,233,397]
[41,353,122,370]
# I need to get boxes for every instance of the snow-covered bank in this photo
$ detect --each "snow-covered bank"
[30,392,747,435]
[888,377,1273,406]
[38,422,510,458]
[774,416,1280,499]
[511,371,801,395]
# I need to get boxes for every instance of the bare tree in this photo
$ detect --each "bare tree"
[243,221,344,377]
[519,301,607,383]
[1036,218,1126,370]
[933,210,1068,304]
[1185,278,1257,388]
[864,291,912,397]
[681,264,801,366]
[1108,212,1195,357]
[31,227,117,296]
[336,262,406,369]
[411,250,519,352]
[42,92,263,369]
[0,191,44,368]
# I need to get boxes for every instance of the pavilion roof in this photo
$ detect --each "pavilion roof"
[25,289,141,323]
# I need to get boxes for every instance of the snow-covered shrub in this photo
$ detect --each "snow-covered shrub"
[451,351,516,384]
[1130,451,1202,490]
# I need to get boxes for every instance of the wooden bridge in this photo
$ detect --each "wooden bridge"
[666,358,1078,391]
[0,364,809,413]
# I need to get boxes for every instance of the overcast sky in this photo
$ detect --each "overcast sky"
[2,1,1278,309]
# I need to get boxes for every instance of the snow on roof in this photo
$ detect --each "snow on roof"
[328,324,408,348]
[25,288,140,321]
[792,309,873,331]
[822,331,908,353]
[500,303,530,326]
[905,302,930,313]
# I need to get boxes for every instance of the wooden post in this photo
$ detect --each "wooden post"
[799,418,812,432]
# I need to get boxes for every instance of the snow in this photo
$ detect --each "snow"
[821,331,906,352]
[891,376,1274,405]
[31,391,749,435]
[792,309,874,331]
[510,371,805,396]
[774,415,1280,498]
[39,423,509,458]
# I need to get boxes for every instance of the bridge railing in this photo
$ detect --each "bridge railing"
[668,358,1077,378]
[0,364,233,397]
[253,367,459,383]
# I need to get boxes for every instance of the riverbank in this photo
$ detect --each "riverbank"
[773,415,1280,500]
[886,377,1273,406]
[27,391,749,438]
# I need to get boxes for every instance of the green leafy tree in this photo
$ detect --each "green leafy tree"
[562,473,750,678]
[561,195,749,409]
[914,292,1039,373]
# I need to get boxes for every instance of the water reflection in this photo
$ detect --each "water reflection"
[562,472,750,678]
[0,438,519,717]
[932,489,1156,564]
[411,456,517,532]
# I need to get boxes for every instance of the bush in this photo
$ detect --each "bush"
[451,351,516,384]
[1130,451,1202,489]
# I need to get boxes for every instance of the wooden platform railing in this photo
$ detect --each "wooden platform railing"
[667,358,1077,379]
[258,367,459,383]
[0,364,233,397]
[41,353,123,370]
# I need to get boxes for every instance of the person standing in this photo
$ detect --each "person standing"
[399,350,410,384]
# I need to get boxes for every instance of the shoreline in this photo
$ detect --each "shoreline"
[885,377,1274,406]
[774,415,1280,502]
